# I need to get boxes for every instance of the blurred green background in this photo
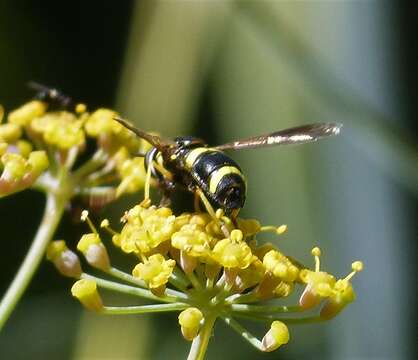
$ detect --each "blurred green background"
[0,1,416,359]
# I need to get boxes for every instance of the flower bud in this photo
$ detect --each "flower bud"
[77,233,110,271]
[46,240,82,278]
[261,321,290,352]
[71,279,103,311]
[178,308,203,341]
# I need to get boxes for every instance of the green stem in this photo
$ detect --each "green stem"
[106,267,189,301]
[230,311,324,324]
[82,273,188,303]
[187,315,216,360]
[187,271,202,290]
[0,192,67,330]
[221,315,263,351]
[101,302,188,315]
[225,291,259,304]
[72,149,108,181]
[107,267,147,288]
[230,304,303,314]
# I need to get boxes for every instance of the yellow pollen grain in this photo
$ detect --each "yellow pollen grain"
[311,247,321,257]
[81,210,89,221]
[352,261,364,272]
[100,219,110,228]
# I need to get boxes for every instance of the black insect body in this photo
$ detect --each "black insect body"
[164,139,246,214]
[28,81,73,110]
[115,118,341,217]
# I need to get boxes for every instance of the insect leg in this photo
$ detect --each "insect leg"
[195,188,230,238]
[142,160,153,205]
[194,192,201,213]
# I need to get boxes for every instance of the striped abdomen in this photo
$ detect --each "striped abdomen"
[182,147,246,213]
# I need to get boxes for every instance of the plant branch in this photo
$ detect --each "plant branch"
[0,192,67,330]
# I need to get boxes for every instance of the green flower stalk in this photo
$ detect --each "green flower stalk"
[0,99,149,329]
[0,97,363,360]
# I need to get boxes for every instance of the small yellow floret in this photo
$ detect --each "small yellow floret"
[8,101,47,126]
[119,206,176,254]
[27,151,49,175]
[132,254,175,289]
[1,153,27,181]
[263,250,299,282]
[116,157,146,196]
[171,224,213,258]
[212,236,254,269]
[0,123,22,143]
[84,108,120,136]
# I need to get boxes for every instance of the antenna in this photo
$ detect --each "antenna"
[113,116,164,149]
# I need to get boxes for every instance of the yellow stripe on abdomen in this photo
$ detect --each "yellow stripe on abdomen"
[184,147,210,169]
[209,166,243,194]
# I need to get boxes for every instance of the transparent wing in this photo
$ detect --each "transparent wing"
[215,123,342,151]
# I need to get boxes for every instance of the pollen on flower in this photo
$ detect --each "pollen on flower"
[212,234,254,269]
[263,250,299,283]
[84,108,120,136]
[119,205,176,254]
[132,254,176,290]
[171,223,213,258]
[31,112,85,150]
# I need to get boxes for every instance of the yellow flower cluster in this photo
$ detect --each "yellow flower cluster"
[73,201,362,314]
[0,99,149,198]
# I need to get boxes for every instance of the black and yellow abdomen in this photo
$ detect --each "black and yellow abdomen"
[181,147,246,213]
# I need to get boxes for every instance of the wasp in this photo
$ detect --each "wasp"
[114,117,341,219]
